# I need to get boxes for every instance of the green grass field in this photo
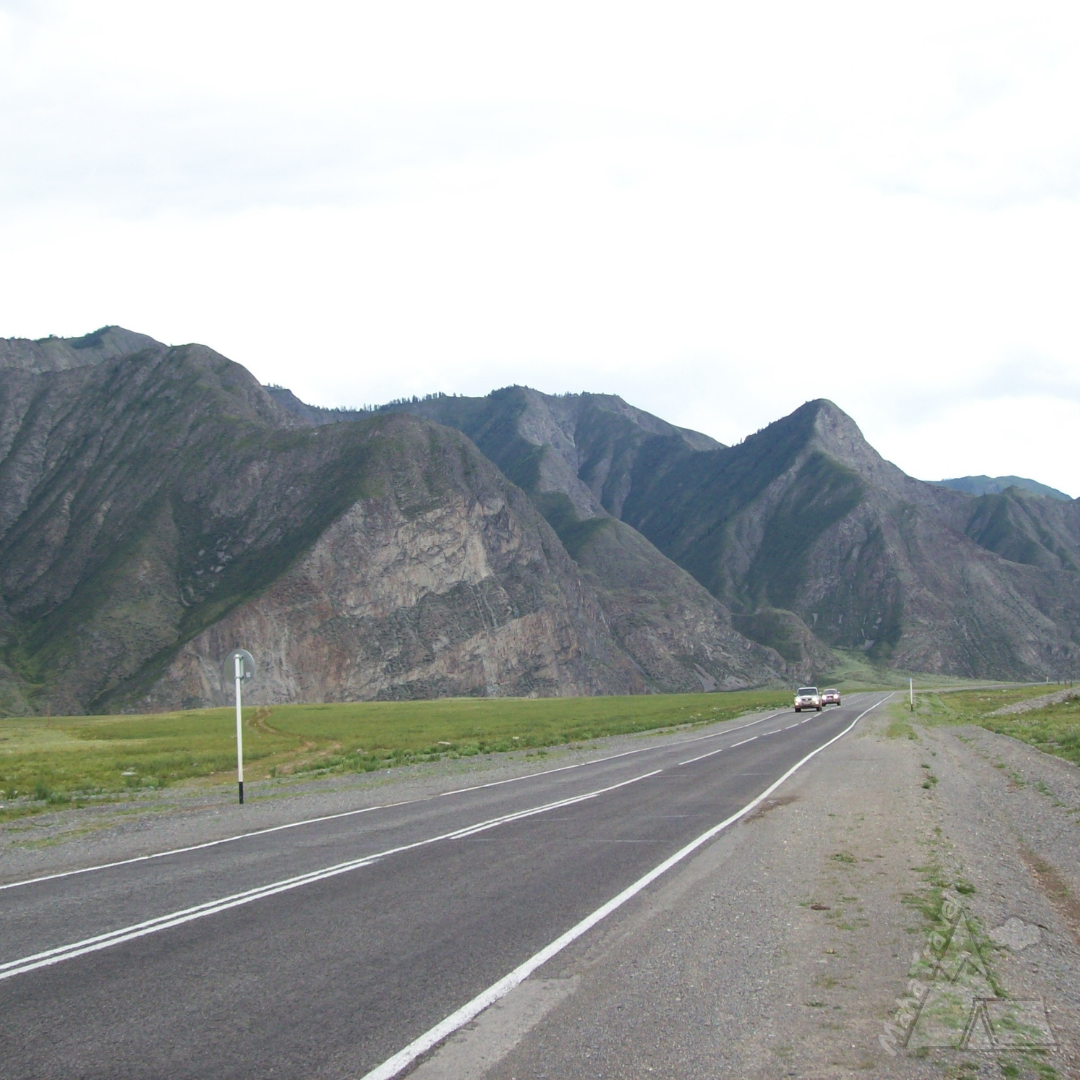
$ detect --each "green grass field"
[0,689,792,819]
[900,684,1080,767]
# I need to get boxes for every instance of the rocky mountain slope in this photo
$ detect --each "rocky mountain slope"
[271,386,817,685]
[0,330,785,715]
[360,389,1080,681]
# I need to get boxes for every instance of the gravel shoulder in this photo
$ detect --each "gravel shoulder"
[423,707,1080,1080]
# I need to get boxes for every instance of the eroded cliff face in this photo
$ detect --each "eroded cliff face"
[343,387,795,686]
[144,476,645,709]
[568,518,800,690]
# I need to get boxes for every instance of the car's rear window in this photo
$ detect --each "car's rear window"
[797,687,818,695]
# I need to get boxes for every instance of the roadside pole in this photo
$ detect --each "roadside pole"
[223,650,255,805]
[909,677,914,713]
[235,654,244,804]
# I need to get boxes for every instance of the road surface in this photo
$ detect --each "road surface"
[0,693,888,1079]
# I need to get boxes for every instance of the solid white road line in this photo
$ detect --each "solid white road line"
[0,707,797,893]
[0,770,662,982]
[358,694,893,1080]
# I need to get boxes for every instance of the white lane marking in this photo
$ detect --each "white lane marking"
[678,747,723,766]
[0,770,661,983]
[673,705,841,765]
[0,710,791,893]
[0,801,401,894]
[678,697,870,762]
[359,694,893,1080]
[441,709,789,797]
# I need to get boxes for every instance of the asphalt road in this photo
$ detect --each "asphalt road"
[0,693,888,1079]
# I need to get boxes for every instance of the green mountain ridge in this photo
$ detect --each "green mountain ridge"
[933,475,1073,502]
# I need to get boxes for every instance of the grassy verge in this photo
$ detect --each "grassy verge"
[0,689,790,819]
[823,651,1006,693]
[901,685,1080,768]
[979,695,1080,768]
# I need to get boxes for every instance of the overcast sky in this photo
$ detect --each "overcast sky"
[2,1,1079,495]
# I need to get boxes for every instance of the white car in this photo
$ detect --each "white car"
[794,686,822,712]
[821,688,841,706]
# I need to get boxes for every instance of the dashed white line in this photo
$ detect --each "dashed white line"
[678,747,724,766]
[682,700,861,764]
[0,770,662,982]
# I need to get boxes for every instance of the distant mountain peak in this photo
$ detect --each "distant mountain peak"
[767,398,891,480]
[483,385,724,450]
[933,475,1073,502]
[807,397,867,446]
[0,326,165,373]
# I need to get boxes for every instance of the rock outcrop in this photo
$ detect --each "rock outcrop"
[618,399,1080,679]
[344,386,803,687]
[143,428,649,709]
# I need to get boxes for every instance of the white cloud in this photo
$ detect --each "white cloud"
[1,0,1079,495]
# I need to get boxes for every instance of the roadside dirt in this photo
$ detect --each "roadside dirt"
[440,707,1080,1080]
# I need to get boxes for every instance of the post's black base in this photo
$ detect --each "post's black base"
[238,781,244,805]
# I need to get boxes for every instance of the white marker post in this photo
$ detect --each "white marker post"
[909,677,914,713]
[224,650,255,804]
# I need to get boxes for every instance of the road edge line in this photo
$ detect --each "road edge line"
[358,693,892,1080]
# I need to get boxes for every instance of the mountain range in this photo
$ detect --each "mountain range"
[2,327,1078,715]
